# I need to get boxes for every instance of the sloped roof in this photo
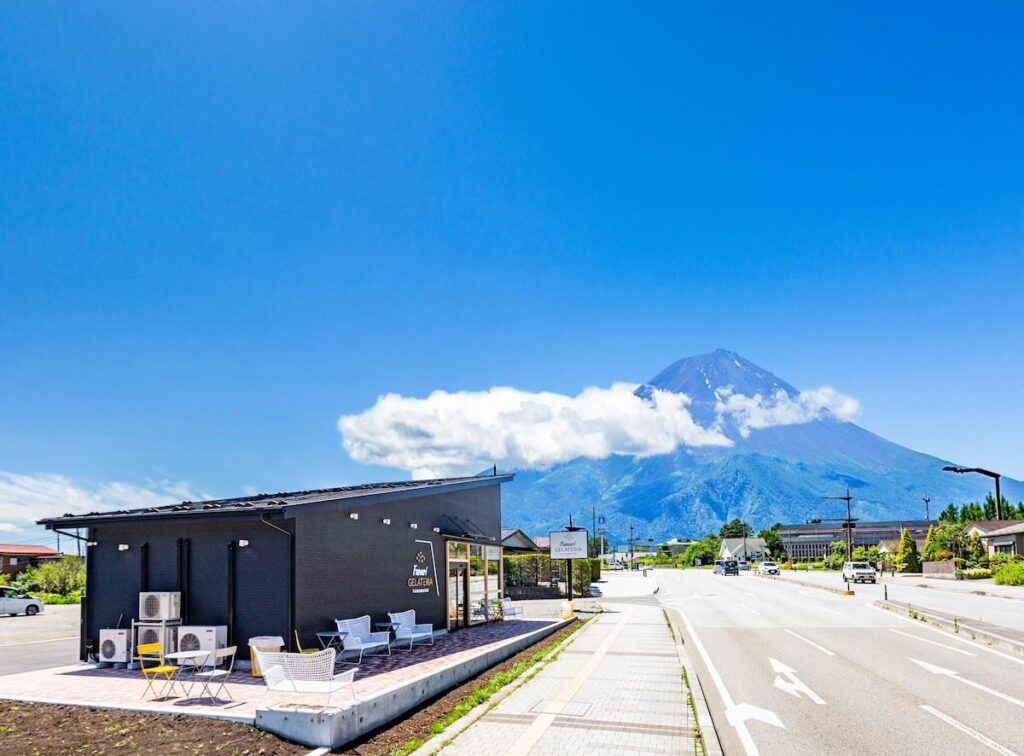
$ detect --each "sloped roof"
[39,474,513,528]
[984,521,1024,537]
[965,520,1021,534]
[0,545,61,557]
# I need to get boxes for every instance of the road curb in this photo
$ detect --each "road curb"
[661,607,724,756]
[752,572,857,596]
[874,599,1024,656]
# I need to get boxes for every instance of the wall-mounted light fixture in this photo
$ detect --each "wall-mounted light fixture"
[86,541,98,547]
[382,518,391,525]
[410,523,418,529]
[238,539,250,548]
[349,513,359,520]
[118,543,130,552]
[433,527,441,533]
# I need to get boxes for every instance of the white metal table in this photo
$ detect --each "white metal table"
[164,649,213,697]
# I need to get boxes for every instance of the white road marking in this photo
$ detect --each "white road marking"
[740,604,762,617]
[871,604,1024,667]
[919,705,1018,755]
[908,658,1024,708]
[888,629,975,656]
[783,629,835,656]
[744,592,756,598]
[671,605,778,755]
[770,658,826,705]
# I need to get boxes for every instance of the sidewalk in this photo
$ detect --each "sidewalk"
[440,602,695,756]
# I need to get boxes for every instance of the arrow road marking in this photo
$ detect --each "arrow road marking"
[784,629,835,656]
[770,658,826,704]
[726,702,785,730]
[920,705,1018,755]
[909,658,1024,708]
[889,629,975,656]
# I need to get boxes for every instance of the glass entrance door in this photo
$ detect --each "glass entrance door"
[448,563,468,630]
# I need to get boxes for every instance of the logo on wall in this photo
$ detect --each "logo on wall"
[408,545,435,594]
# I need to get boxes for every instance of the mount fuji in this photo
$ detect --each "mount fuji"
[501,349,1023,542]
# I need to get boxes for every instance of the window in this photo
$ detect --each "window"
[8,558,16,566]
[448,541,469,561]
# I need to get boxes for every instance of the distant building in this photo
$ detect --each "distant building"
[657,538,693,555]
[501,528,542,553]
[778,520,934,561]
[0,545,62,578]
[979,521,1024,556]
[719,537,767,561]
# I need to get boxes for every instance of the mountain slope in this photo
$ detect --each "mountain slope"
[502,350,1023,541]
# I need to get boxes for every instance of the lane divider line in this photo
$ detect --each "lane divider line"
[919,705,1017,755]
[888,628,975,656]
[783,629,835,656]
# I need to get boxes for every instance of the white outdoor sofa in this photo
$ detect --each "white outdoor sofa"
[388,609,434,650]
[336,614,391,664]
[253,648,357,711]
[501,597,525,619]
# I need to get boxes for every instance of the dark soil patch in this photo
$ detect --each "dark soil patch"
[0,701,306,755]
[340,619,580,755]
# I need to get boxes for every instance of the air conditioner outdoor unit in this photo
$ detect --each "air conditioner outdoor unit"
[135,623,178,656]
[98,629,129,663]
[139,591,181,621]
[177,625,228,655]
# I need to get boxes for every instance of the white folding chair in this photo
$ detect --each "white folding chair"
[193,645,236,702]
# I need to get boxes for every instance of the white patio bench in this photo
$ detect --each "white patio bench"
[335,614,391,664]
[253,648,357,711]
[388,609,434,650]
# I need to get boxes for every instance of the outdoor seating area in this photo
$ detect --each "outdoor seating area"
[0,618,566,727]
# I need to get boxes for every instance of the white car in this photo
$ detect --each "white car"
[758,561,780,575]
[841,561,876,584]
[0,586,44,616]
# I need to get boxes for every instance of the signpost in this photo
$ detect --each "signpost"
[550,525,588,601]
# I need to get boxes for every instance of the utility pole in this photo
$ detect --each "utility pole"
[592,505,597,558]
[923,497,931,521]
[823,489,855,561]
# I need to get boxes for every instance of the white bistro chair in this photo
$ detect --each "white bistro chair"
[254,648,357,711]
[501,597,525,619]
[335,615,391,664]
[193,645,237,701]
[388,609,434,651]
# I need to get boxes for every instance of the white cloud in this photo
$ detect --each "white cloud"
[0,472,203,539]
[340,383,733,479]
[714,386,860,438]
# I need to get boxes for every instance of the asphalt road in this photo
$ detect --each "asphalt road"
[768,570,1024,631]
[0,638,79,676]
[656,570,1024,756]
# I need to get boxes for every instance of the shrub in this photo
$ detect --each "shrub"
[588,558,601,582]
[15,556,85,596]
[503,554,552,587]
[962,568,993,580]
[993,561,1024,586]
[571,559,591,596]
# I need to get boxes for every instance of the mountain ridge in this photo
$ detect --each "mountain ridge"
[501,350,1024,541]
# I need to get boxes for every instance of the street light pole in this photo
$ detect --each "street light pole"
[823,489,854,561]
[942,466,1003,520]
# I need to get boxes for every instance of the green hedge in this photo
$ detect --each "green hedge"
[589,558,601,582]
[993,561,1024,586]
[503,554,552,587]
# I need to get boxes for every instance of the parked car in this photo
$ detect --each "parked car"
[721,560,740,576]
[0,586,44,616]
[758,561,780,575]
[605,561,625,571]
[738,560,751,571]
[842,561,877,583]
[712,560,724,574]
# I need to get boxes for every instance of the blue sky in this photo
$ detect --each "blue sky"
[2,3,1022,544]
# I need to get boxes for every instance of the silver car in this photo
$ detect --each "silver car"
[0,586,44,616]
[841,561,876,584]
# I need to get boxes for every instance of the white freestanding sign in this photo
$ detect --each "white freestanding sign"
[549,530,588,560]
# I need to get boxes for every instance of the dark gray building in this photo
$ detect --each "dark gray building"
[40,474,512,660]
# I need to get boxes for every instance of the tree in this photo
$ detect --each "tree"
[588,535,610,556]
[682,534,721,567]
[938,504,958,523]
[923,525,937,560]
[757,524,787,561]
[719,519,753,538]
[17,556,85,595]
[895,528,922,573]
[824,540,847,569]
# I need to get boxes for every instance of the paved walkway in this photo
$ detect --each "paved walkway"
[441,602,695,756]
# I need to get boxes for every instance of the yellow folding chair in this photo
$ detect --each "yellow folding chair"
[294,630,320,654]
[138,642,178,700]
